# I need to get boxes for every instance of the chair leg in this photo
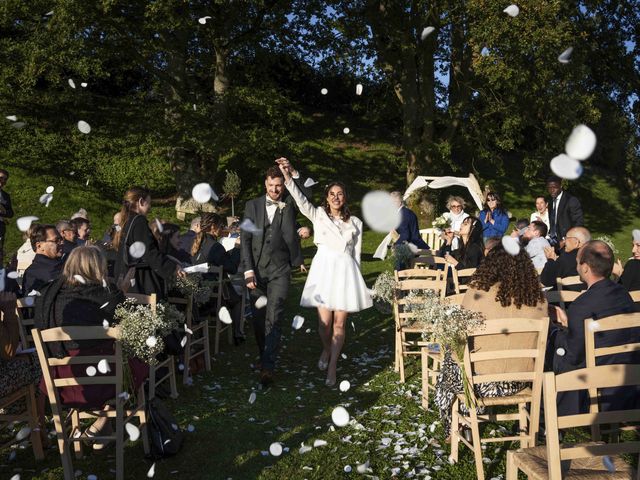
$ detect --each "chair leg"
[214,317,221,355]
[27,385,45,460]
[183,336,192,385]
[469,406,485,480]
[421,348,428,409]
[203,318,211,371]
[116,396,124,480]
[450,398,460,462]
[168,357,179,399]
[518,402,529,448]
[149,365,156,400]
[227,321,233,345]
[394,329,400,372]
[137,386,150,456]
[71,409,83,458]
[506,450,518,480]
[398,331,406,383]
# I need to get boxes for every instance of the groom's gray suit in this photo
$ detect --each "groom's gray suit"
[240,176,309,374]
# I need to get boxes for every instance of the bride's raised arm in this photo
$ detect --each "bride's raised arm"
[277,158,318,223]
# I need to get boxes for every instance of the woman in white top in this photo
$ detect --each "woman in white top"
[442,195,469,251]
[278,159,372,386]
[529,196,550,231]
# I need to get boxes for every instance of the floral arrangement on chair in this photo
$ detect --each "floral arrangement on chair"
[115,299,184,366]
[371,271,397,313]
[174,273,214,306]
[392,243,416,268]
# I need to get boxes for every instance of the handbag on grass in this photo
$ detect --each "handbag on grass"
[146,397,184,459]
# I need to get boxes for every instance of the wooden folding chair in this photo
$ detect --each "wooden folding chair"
[206,266,233,355]
[450,317,550,480]
[584,312,640,441]
[419,228,444,251]
[444,293,466,305]
[507,364,640,479]
[16,297,36,350]
[393,273,446,395]
[168,293,211,383]
[412,254,449,277]
[33,326,149,480]
[125,293,178,399]
[0,384,44,460]
[556,274,583,291]
[545,290,585,311]
[452,267,476,294]
[630,290,640,303]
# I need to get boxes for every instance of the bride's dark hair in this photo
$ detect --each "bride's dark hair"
[323,182,351,221]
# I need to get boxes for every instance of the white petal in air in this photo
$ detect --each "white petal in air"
[81,82,88,88]
[218,306,232,324]
[198,16,211,24]
[16,426,31,442]
[6,115,17,122]
[129,241,146,259]
[155,218,163,233]
[12,122,26,129]
[556,347,566,357]
[45,185,54,194]
[362,190,402,233]
[17,216,38,232]
[343,127,350,134]
[269,442,283,456]
[77,120,91,134]
[603,456,616,473]
[86,366,97,377]
[503,4,520,17]
[565,124,596,161]
[147,462,156,478]
[420,26,436,40]
[291,315,304,330]
[632,229,640,243]
[320,88,328,95]
[313,439,327,447]
[550,154,583,180]
[339,380,351,392]
[254,296,268,309]
[331,406,350,427]
[74,274,86,284]
[102,319,110,330]
[558,47,573,64]
[24,296,35,307]
[239,218,262,234]
[355,84,363,95]
[126,423,140,442]
[146,336,157,348]
[97,359,110,374]
[7,271,19,280]
[501,236,521,256]
[304,177,318,188]
[191,182,217,203]
[249,392,257,404]
[68,79,76,89]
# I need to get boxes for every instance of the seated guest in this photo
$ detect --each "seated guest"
[56,220,78,258]
[435,243,547,435]
[0,291,41,399]
[152,221,191,265]
[479,191,509,240]
[15,225,37,271]
[34,247,144,444]
[390,192,429,269]
[522,220,550,269]
[443,216,484,270]
[442,196,469,251]
[100,212,122,248]
[540,227,590,289]
[179,216,201,255]
[613,230,640,292]
[529,196,550,231]
[70,217,91,246]
[22,225,64,294]
[191,213,244,344]
[552,240,638,415]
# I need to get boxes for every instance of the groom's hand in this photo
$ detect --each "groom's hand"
[245,273,257,290]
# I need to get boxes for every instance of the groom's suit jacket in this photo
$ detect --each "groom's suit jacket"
[240,177,310,275]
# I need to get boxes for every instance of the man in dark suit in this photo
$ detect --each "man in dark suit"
[546,175,583,247]
[390,192,429,269]
[540,226,590,289]
[241,161,310,386]
[22,224,64,294]
[0,169,14,264]
[178,216,200,255]
[551,240,638,415]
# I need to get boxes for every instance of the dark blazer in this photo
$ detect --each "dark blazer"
[22,254,64,294]
[549,191,583,240]
[62,239,78,258]
[620,259,640,292]
[240,177,309,274]
[540,249,580,288]
[178,230,197,255]
[395,207,429,249]
[192,234,240,279]
[113,215,176,299]
[0,189,13,234]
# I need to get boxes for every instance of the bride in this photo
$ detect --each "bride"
[277,158,372,386]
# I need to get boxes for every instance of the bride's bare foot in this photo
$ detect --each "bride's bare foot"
[317,350,330,371]
[325,373,336,387]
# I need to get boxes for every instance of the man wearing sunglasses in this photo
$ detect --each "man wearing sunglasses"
[0,169,14,264]
[22,224,64,294]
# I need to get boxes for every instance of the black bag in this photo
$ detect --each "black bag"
[146,398,184,459]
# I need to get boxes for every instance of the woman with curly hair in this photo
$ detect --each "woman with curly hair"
[435,243,547,437]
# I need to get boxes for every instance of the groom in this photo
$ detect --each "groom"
[241,160,309,386]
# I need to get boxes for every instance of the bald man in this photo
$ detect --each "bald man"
[540,226,591,289]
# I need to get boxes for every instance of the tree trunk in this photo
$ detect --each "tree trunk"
[214,45,229,95]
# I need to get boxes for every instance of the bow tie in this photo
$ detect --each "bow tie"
[266,199,280,207]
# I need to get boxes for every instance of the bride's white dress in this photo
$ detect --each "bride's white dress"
[285,179,372,312]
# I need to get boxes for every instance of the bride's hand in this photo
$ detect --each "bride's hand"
[275,157,293,181]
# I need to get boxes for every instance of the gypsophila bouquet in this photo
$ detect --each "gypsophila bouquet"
[403,289,443,329]
[174,273,212,305]
[371,271,397,313]
[596,235,619,255]
[392,243,415,268]
[432,215,451,231]
[115,299,183,366]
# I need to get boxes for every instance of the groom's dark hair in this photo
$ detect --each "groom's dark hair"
[265,166,284,180]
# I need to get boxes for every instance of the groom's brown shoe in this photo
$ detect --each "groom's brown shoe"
[259,369,274,387]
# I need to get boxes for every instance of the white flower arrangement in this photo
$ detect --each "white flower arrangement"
[174,273,213,306]
[432,215,451,231]
[115,299,184,366]
[371,271,397,313]
[393,243,415,268]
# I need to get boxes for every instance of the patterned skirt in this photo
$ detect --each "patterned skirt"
[0,355,41,398]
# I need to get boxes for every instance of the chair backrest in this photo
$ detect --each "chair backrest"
[542,364,640,478]
[463,317,550,389]
[16,297,36,349]
[452,267,476,294]
[125,293,157,313]
[444,293,466,305]
[396,268,443,282]
[630,290,640,303]
[32,326,123,410]
[167,294,193,328]
[419,228,443,251]
[208,265,225,312]
[544,290,585,311]
[556,275,584,292]
[393,271,446,329]
[584,313,640,368]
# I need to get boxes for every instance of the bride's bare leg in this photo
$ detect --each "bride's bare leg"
[327,310,347,385]
[317,307,333,366]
